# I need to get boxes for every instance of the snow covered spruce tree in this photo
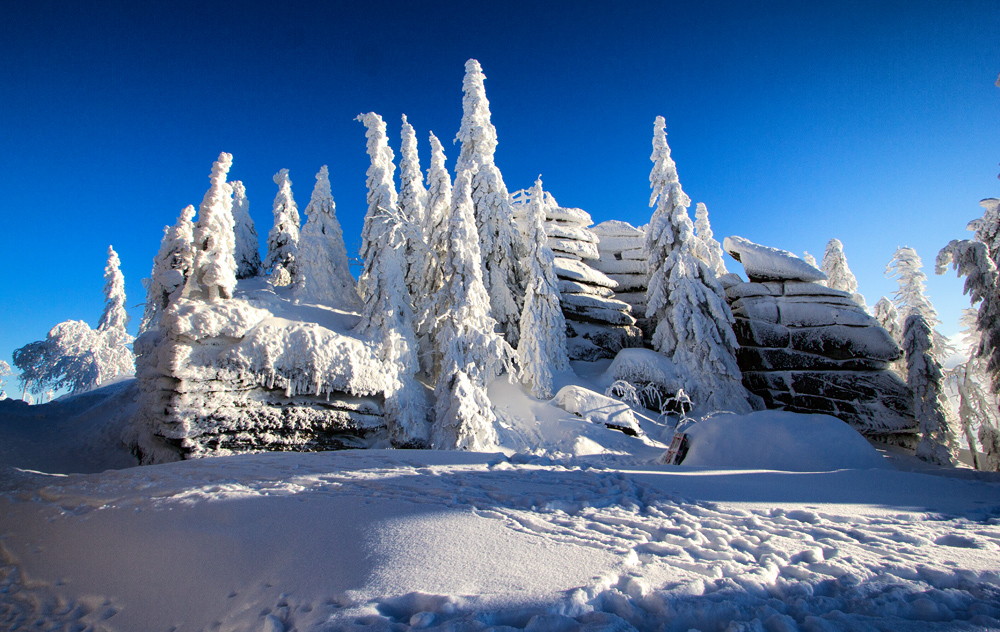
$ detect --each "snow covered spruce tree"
[903,313,958,466]
[886,246,953,362]
[430,169,516,450]
[693,202,727,277]
[184,152,238,302]
[517,177,570,399]
[873,296,906,379]
[644,116,749,413]
[264,168,300,287]
[399,115,430,289]
[455,59,525,346]
[969,198,1000,267]
[97,245,135,378]
[937,239,1000,470]
[946,310,999,471]
[355,112,428,447]
[139,205,196,333]
[295,165,359,307]
[822,238,868,310]
[231,180,262,279]
[414,132,453,370]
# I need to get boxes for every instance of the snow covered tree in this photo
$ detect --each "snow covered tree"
[414,132,453,370]
[231,180,262,279]
[886,246,953,362]
[873,296,905,379]
[431,169,516,450]
[184,152,237,302]
[264,168,300,287]
[946,311,999,471]
[455,59,525,346]
[0,360,10,400]
[968,198,1000,267]
[693,202,727,277]
[822,238,868,310]
[517,177,570,399]
[937,238,1000,471]
[97,245,135,378]
[355,112,428,447]
[295,165,359,307]
[140,205,196,333]
[644,116,750,413]
[903,313,958,466]
[14,321,102,395]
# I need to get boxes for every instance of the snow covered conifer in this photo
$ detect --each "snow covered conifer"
[431,169,516,450]
[693,202,727,277]
[886,246,952,361]
[454,59,525,346]
[140,205,196,333]
[969,198,1000,267]
[644,116,749,413]
[414,132,453,368]
[295,166,359,306]
[231,181,262,279]
[99,246,129,337]
[355,112,428,447]
[185,152,237,302]
[517,177,570,399]
[903,313,958,466]
[873,296,905,378]
[822,238,868,310]
[264,168,300,287]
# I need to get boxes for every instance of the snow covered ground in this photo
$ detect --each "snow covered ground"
[2,374,1000,631]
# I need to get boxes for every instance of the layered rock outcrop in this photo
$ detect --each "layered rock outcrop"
[723,236,917,444]
[591,220,650,338]
[513,191,642,361]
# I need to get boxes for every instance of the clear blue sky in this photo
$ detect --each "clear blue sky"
[2,0,998,380]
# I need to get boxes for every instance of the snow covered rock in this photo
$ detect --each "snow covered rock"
[592,220,651,338]
[513,191,641,361]
[723,236,827,283]
[722,265,916,443]
[130,290,394,464]
[552,385,641,436]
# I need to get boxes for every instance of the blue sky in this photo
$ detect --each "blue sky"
[1,0,998,383]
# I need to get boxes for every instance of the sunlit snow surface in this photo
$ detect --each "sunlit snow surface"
[2,377,1000,631]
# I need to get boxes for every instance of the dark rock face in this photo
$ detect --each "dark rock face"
[727,279,917,444]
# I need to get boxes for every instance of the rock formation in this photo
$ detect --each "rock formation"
[723,236,917,445]
[591,220,651,338]
[512,191,642,361]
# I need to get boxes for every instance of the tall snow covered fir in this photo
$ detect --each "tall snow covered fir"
[97,245,135,378]
[415,132,453,371]
[644,116,750,413]
[354,112,428,448]
[455,59,525,347]
[265,168,300,287]
[140,205,196,333]
[903,313,958,466]
[516,178,570,399]
[231,181,262,279]
[886,246,952,362]
[822,239,868,311]
[184,152,237,303]
[295,166,359,307]
[692,202,727,277]
[398,115,430,297]
[431,169,516,450]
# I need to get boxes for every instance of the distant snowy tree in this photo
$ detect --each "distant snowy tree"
[903,313,958,466]
[517,178,569,399]
[802,252,825,286]
[886,246,953,362]
[644,116,749,413]
[415,132,453,370]
[0,360,11,400]
[693,202,727,277]
[455,59,525,346]
[873,296,905,379]
[231,181,262,279]
[14,321,101,395]
[140,205,196,333]
[355,112,428,447]
[264,169,300,287]
[97,246,135,378]
[295,165,359,307]
[184,152,237,302]
[822,238,868,310]
[431,169,516,450]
